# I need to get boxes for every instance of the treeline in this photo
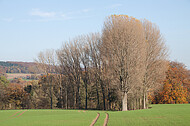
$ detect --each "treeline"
[0,61,39,74]
[1,62,189,110]
[32,15,168,111]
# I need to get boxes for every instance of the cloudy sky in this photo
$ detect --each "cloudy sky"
[0,0,190,68]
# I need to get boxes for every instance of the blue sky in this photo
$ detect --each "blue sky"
[0,0,190,68]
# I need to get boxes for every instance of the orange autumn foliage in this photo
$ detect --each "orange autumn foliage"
[152,62,189,104]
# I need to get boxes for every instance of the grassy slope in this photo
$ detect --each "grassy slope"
[0,104,190,126]
[108,104,190,126]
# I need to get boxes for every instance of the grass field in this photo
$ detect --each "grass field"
[0,104,189,126]
[108,104,190,126]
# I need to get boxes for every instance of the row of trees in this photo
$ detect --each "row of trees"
[1,61,189,110]
[34,15,168,111]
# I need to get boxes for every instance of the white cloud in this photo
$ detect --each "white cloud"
[2,18,13,22]
[30,9,55,17]
[25,8,92,22]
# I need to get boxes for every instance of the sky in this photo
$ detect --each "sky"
[0,0,190,68]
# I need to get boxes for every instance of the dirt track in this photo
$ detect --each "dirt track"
[0,110,27,122]
[103,113,109,126]
[17,110,27,117]
[90,112,100,126]
[90,112,109,126]
[10,111,21,117]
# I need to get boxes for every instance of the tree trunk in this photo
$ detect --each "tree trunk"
[102,91,106,110]
[146,92,148,109]
[50,84,53,109]
[76,91,78,109]
[60,87,63,108]
[48,74,53,109]
[139,97,142,109]
[73,86,75,109]
[143,91,146,109]
[77,83,81,109]
[50,83,53,109]
[84,66,88,110]
[122,92,128,111]
[136,97,138,110]
[65,86,68,109]
[96,80,100,108]
[108,86,111,110]
[60,76,64,109]
[100,79,106,110]
[85,82,87,110]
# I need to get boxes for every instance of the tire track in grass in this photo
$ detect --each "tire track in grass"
[103,113,109,126]
[11,110,27,119]
[17,110,27,117]
[0,110,27,122]
[90,112,100,126]
[10,111,21,117]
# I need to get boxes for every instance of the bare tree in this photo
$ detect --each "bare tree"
[141,19,168,109]
[57,39,82,109]
[57,44,71,109]
[35,49,57,109]
[88,33,104,109]
[102,15,146,111]
[78,35,91,110]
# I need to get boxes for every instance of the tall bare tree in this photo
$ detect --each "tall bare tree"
[88,33,104,109]
[142,19,168,109]
[57,43,72,109]
[102,15,146,111]
[57,39,82,109]
[78,35,91,110]
[35,49,57,109]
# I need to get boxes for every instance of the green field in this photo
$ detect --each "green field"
[108,104,190,126]
[0,104,189,126]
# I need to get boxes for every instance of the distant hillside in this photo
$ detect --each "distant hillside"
[0,61,39,74]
